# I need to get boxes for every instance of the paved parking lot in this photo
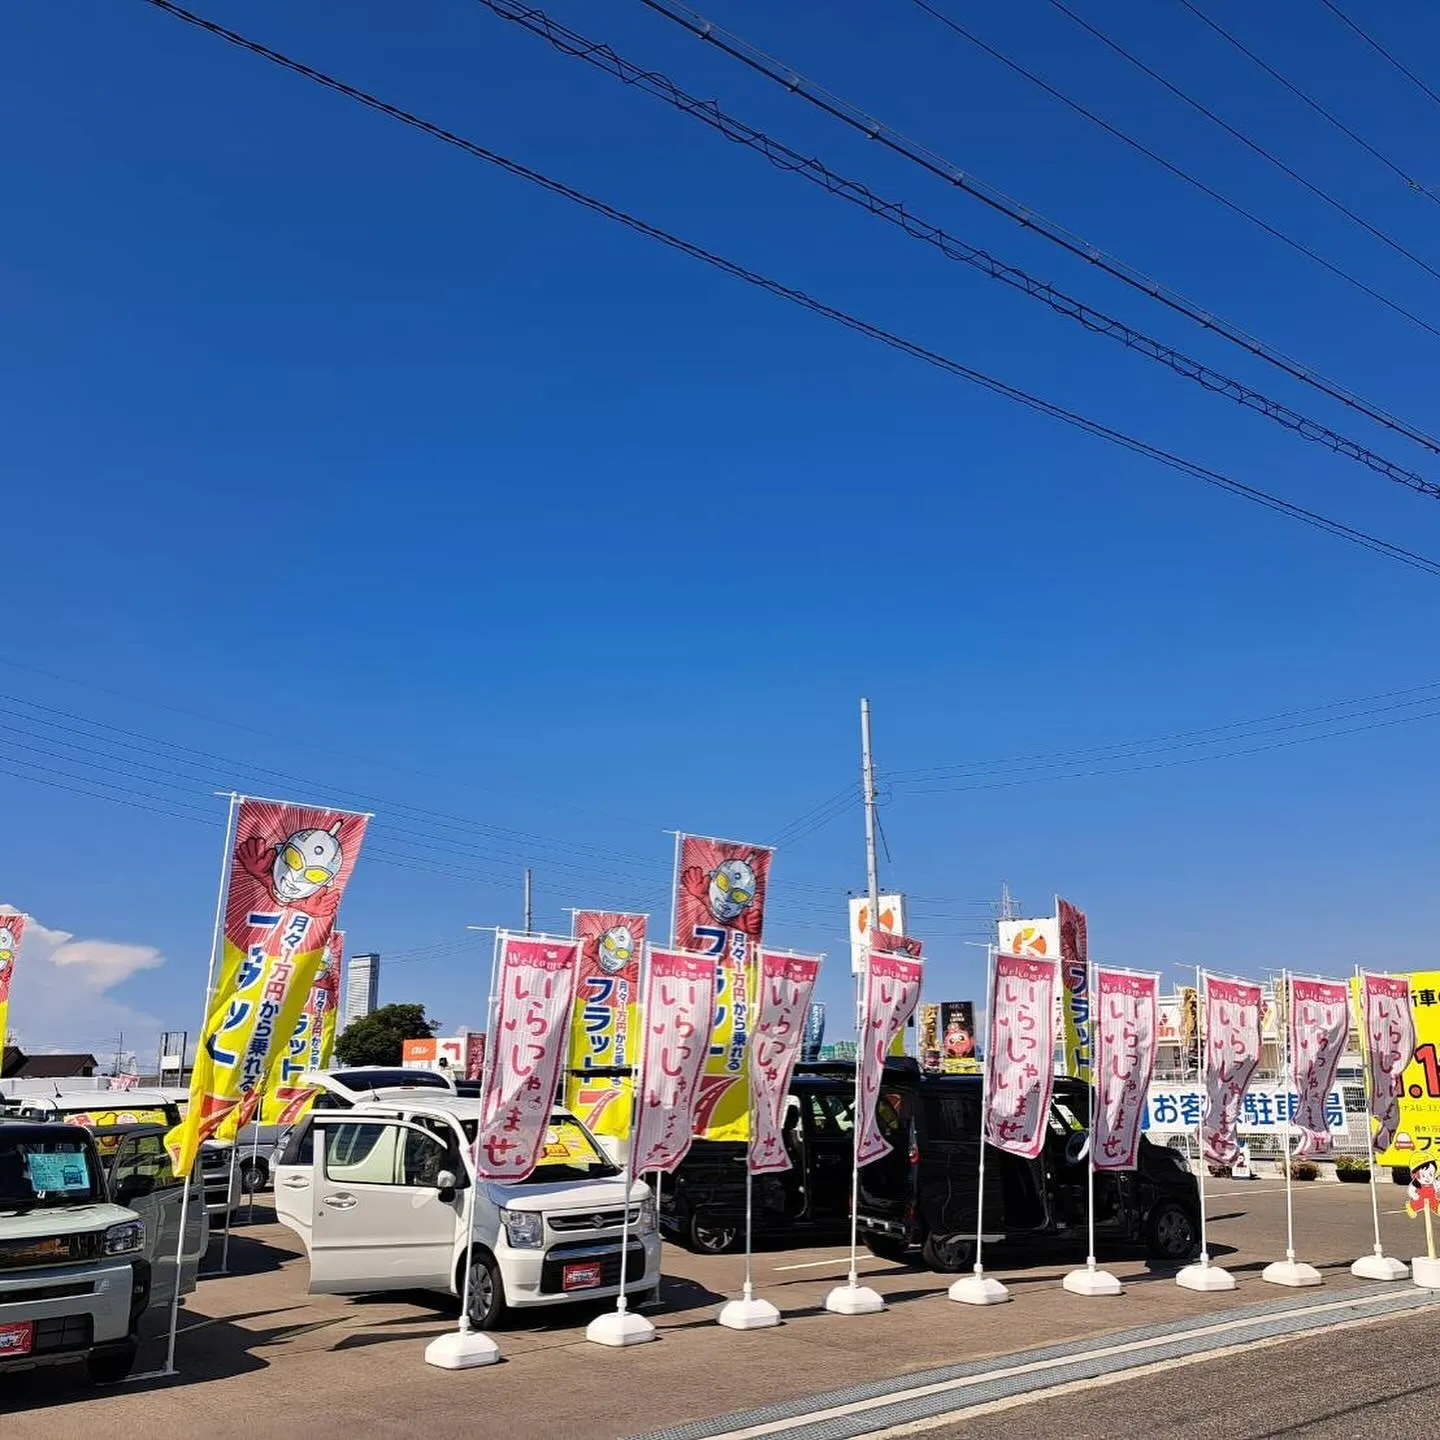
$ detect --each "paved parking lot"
[1,1176,1428,1438]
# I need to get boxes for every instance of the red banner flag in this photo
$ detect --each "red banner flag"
[673,834,774,1142]
[1361,972,1415,1154]
[855,953,924,1166]
[749,951,822,1175]
[1094,969,1159,1171]
[474,934,581,1182]
[1202,976,1263,1167]
[985,953,1059,1158]
[633,948,718,1173]
[0,913,27,1048]
[1289,977,1350,1159]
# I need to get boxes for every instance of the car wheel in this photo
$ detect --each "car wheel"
[864,1235,911,1264]
[240,1160,267,1195]
[461,1251,506,1330]
[921,1232,975,1273]
[1145,1201,1199,1262]
[86,1340,138,1386]
[686,1213,739,1256]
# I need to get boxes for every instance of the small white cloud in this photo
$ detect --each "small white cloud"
[49,940,164,989]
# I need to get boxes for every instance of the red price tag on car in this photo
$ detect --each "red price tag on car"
[562,1262,603,1291]
[0,1322,33,1356]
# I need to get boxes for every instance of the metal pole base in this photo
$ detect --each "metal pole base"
[585,1308,658,1346]
[948,1272,1010,1305]
[1261,1259,1323,1288]
[1061,1265,1123,1296]
[1176,1260,1237,1292]
[424,1329,501,1369]
[824,1282,886,1315]
[1411,1256,1440,1290]
[1350,1252,1410,1282]
[717,1296,782,1330]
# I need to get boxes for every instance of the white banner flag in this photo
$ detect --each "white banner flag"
[1094,969,1159,1171]
[984,953,1059,1159]
[1361,972,1415,1154]
[475,934,581,1181]
[1202,976,1263,1167]
[855,953,923,1165]
[632,948,718,1173]
[1289,977,1350,1159]
[748,951,822,1174]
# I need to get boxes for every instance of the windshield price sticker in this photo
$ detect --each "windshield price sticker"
[25,1151,91,1194]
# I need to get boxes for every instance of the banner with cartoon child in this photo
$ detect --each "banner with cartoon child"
[672,833,773,1142]
[0,913,26,1050]
[167,798,369,1176]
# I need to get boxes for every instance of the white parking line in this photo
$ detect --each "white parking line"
[773,1256,878,1272]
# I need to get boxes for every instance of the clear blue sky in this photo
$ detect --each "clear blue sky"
[5,0,1440,1061]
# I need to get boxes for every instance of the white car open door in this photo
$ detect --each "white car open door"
[272,1118,317,1252]
[305,1116,462,1295]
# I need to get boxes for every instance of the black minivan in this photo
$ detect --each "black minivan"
[858,1066,1201,1271]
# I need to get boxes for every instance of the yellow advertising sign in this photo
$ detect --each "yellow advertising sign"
[1357,971,1440,1166]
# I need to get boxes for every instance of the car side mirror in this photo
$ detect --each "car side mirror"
[436,1169,458,1203]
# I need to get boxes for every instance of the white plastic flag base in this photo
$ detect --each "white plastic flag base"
[1176,1261,1237,1292]
[1262,1259,1323,1288]
[824,1282,886,1315]
[425,1329,501,1369]
[717,1296,782,1330]
[1411,1256,1440,1290]
[585,1308,658,1347]
[1061,1266,1123,1297]
[1351,1252,1410,1282]
[948,1273,1011,1305]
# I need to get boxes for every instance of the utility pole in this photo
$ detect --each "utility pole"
[523,868,533,935]
[999,880,1019,922]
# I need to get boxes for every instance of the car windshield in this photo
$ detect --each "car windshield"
[460,1116,619,1183]
[0,1132,104,1211]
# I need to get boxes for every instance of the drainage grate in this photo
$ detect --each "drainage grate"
[629,1288,1438,1440]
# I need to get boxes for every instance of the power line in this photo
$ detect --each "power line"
[1316,0,1440,115]
[1173,0,1440,208]
[474,0,1440,499]
[125,1,1440,577]
[909,0,1440,340]
[1045,0,1440,284]
[627,0,1440,461]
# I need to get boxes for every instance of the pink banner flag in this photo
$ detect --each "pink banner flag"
[1362,972,1415,1154]
[632,948,718,1173]
[855,953,924,1165]
[1289,977,1350,1159]
[1202,976,1263,1166]
[474,935,581,1181]
[984,953,1059,1158]
[1094,969,1159,1171]
[749,951,822,1175]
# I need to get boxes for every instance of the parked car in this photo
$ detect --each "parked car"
[273,1078,660,1329]
[0,1121,205,1384]
[858,1068,1201,1270]
[661,1067,856,1254]
[10,1091,181,1145]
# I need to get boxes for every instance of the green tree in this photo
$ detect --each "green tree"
[334,1003,438,1067]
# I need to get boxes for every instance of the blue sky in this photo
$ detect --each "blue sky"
[5,0,1440,1062]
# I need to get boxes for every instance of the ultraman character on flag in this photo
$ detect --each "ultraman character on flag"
[632,949,718,1173]
[749,952,822,1175]
[1289,978,1349,1159]
[984,953,1059,1158]
[854,953,923,1166]
[1094,970,1159,1171]
[474,936,580,1182]
[1362,973,1415,1154]
[565,911,646,1141]
[1201,978,1262,1167]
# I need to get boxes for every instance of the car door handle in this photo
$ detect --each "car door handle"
[282,1176,311,1189]
[322,1194,357,1210]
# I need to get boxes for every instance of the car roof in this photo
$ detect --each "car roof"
[18,1091,176,1109]
[0,1121,102,1144]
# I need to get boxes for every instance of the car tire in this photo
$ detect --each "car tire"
[240,1159,267,1195]
[921,1232,975,1273]
[686,1212,739,1256]
[1145,1201,1199,1262]
[86,1340,138,1386]
[461,1251,506,1331]
[864,1235,911,1264]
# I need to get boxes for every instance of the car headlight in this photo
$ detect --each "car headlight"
[499,1208,543,1249]
[638,1197,656,1235]
[104,1220,146,1256]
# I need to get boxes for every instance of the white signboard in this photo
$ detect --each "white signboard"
[997,916,1060,959]
[849,893,908,976]
[1143,1082,1345,1137]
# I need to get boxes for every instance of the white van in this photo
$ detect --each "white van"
[273,1085,660,1328]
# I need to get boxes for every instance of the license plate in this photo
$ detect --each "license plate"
[0,1322,33,1357]
[562,1261,604,1291]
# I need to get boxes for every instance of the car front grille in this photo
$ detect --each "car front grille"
[539,1241,647,1295]
[548,1208,637,1233]
[32,1313,93,1356]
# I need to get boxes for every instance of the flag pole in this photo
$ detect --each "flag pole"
[160,790,238,1378]
[1177,968,1236,1291]
[1351,967,1409,1281]
[1263,970,1322,1286]
[950,944,1010,1305]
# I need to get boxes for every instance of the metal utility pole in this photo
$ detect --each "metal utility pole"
[523,868,533,935]
[1000,880,1019,922]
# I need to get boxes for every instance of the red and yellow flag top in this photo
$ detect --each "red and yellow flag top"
[167,800,368,1174]
[0,913,27,1048]
[260,929,344,1126]
[564,911,646,1141]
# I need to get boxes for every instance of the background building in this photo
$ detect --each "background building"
[342,951,380,1031]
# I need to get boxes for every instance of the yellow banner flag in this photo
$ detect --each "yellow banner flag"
[0,913,26,1052]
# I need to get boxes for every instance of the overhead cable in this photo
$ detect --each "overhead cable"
[1316,0,1440,115]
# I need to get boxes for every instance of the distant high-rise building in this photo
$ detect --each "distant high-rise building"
[343,952,380,1030]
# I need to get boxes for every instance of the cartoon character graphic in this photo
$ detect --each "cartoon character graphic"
[1407,1158,1440,1218]
[597,925,636,975]
[236,821,345,920]
[944,1019,974,1060]
[683,855,763,936]
[0,923,17,999]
